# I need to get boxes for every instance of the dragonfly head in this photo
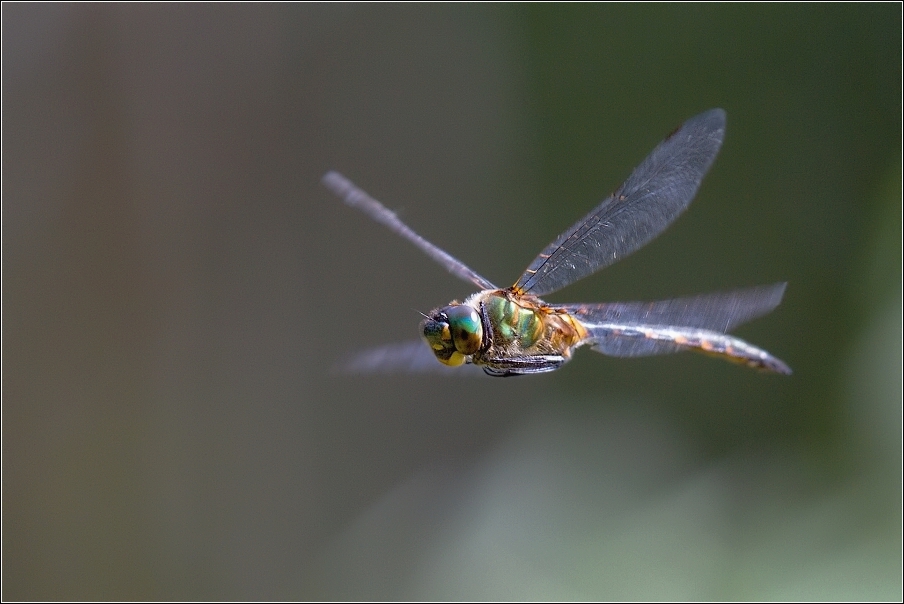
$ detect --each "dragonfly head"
[421,304,483,366]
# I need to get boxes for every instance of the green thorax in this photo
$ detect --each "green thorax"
[483,292,544,349]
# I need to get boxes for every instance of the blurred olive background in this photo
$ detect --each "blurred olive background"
[3,3,900,600]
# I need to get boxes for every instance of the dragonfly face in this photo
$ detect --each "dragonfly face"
[421,304,483,367]
[323,109,791,376]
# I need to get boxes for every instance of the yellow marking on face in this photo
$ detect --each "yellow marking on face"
[449,351,466,366]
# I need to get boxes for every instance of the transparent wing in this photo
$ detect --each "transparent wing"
[557,283,787,333]
[557,283,791,374]
[513,108,726,297]
[322,171,497,290]
[335,340,486,376]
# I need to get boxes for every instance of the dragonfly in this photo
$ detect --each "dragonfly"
[322,108,791,376]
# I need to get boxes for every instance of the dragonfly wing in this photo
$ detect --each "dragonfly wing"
[514,109,726,297]
[322,171,497,290]
[336,340,486,376]
[557,283,787,333]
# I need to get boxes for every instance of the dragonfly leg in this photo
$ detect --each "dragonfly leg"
[480,355,568,377]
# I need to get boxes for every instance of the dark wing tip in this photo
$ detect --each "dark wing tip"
[759,354,793,375]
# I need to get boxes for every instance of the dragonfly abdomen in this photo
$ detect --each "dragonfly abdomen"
[580,321,791,374]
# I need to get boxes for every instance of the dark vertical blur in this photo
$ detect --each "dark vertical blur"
[3,4,900,600]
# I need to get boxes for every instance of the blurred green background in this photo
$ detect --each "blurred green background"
[3,3,900,600]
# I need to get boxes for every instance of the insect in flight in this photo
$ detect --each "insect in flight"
[322,109,790,376]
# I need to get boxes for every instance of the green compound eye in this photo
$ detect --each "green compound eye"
[421,305,483,366]
[444,305,483,355]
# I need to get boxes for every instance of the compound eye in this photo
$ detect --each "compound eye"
[445,305,483,355]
